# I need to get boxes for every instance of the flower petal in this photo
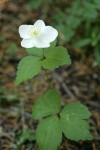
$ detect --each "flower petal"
[21,39,34,48]
[42,26,58,43]
[34,38,50,48]
[19,25,32,39]
[34,20,45,30]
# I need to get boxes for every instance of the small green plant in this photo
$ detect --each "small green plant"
[28,0,51,9]
[16,20,93,150]
[0,87,19,103]
[32,89,93,150]
[53,0,100,66]
[6,42,18,56]
[13,128,35,149]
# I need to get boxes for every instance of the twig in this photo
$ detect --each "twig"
[54,72,75,99]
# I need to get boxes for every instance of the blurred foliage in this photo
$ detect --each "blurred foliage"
[28,0,51,9]
[0,35,6,42]
[13,128,35,149]
[6,42,18,56]
[0,87,19,103]
[28,0,100,66]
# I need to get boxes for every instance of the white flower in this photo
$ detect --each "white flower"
[19,20,58,48]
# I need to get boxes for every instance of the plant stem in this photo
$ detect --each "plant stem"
[45,69,49,82]
[43,48,45,57]
[42,49,52,88]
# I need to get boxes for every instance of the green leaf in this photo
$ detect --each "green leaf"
[6,42,18,55]
[50,39,57,48]
[83,1,97,19]
[25,47,43,57]
[66,16,81,28]
[16,128,35,147]
[73,38,91,48]
[61,102,91,119]
[94,47,100,66]
[28,0,51,9]
[95,0,100,10]
[16,46,71,85]
[36,116,62,150]
[41,46,71,69]
[32,89,61,119]
[57,24,75,41]
[28,0,42,9]
[60,102,93,141]
[15,56,41,85]
[25,39,57,56]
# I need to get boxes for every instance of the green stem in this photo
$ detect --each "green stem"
[42,49,52,88]
[43,48,45,57]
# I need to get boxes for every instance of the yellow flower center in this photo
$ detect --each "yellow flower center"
[28,27,40,37]
[33,31,38,36]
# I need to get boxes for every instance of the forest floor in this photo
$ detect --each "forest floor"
[0,1,100,150]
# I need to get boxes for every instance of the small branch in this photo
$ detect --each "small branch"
[54,72,75,99]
